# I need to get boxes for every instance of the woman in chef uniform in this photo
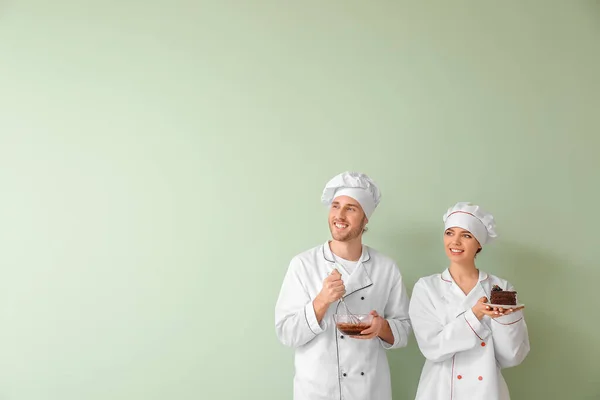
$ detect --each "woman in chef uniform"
[409,202,530,400]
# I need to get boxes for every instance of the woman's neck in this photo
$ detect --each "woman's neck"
[448,261,479,282]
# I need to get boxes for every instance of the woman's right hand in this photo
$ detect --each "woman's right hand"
[472,297,500,320]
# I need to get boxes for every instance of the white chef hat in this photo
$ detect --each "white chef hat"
[442,202,497,246]
[321,171,381,219]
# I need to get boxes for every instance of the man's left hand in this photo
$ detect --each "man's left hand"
[350,310,387,340]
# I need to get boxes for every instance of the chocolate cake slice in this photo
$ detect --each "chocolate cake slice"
[490,284,517,305]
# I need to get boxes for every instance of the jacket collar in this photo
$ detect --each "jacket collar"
[322,241,371,263]
[441,267,489,283]
[441,268,492,316]
[322,241,373,297]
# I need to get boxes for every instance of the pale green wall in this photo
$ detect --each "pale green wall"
[0,1,598,399]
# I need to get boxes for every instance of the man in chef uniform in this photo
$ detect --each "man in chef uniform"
[275,171,412,400]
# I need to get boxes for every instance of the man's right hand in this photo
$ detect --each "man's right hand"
[313,269,346,323]
[317,269,346,305]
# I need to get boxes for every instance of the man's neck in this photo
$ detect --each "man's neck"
[329,239,363,261]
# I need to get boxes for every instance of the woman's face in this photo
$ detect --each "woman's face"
[443,227,481,261]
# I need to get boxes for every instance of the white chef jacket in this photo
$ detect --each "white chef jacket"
[275,241,412,400]
[409,268,530,400]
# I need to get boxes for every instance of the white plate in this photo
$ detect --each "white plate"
[486,303,525,309]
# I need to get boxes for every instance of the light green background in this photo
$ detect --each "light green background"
[1,1,598,399]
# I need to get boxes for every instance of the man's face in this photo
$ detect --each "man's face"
[328,196,367,242]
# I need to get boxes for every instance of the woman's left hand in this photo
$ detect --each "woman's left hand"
[485,304,525,317]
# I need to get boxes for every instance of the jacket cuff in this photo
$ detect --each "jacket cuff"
[379,318,401,349]
[305,302,326,335]
[463,309,491,340]
[493,309,524,325]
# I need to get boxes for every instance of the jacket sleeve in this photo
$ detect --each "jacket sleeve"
[380,267,412,349]
[491,282,530,368]
[275,257,326,348]
[409,279,492,362]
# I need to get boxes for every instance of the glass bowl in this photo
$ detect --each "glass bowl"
[334,314,373,336]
